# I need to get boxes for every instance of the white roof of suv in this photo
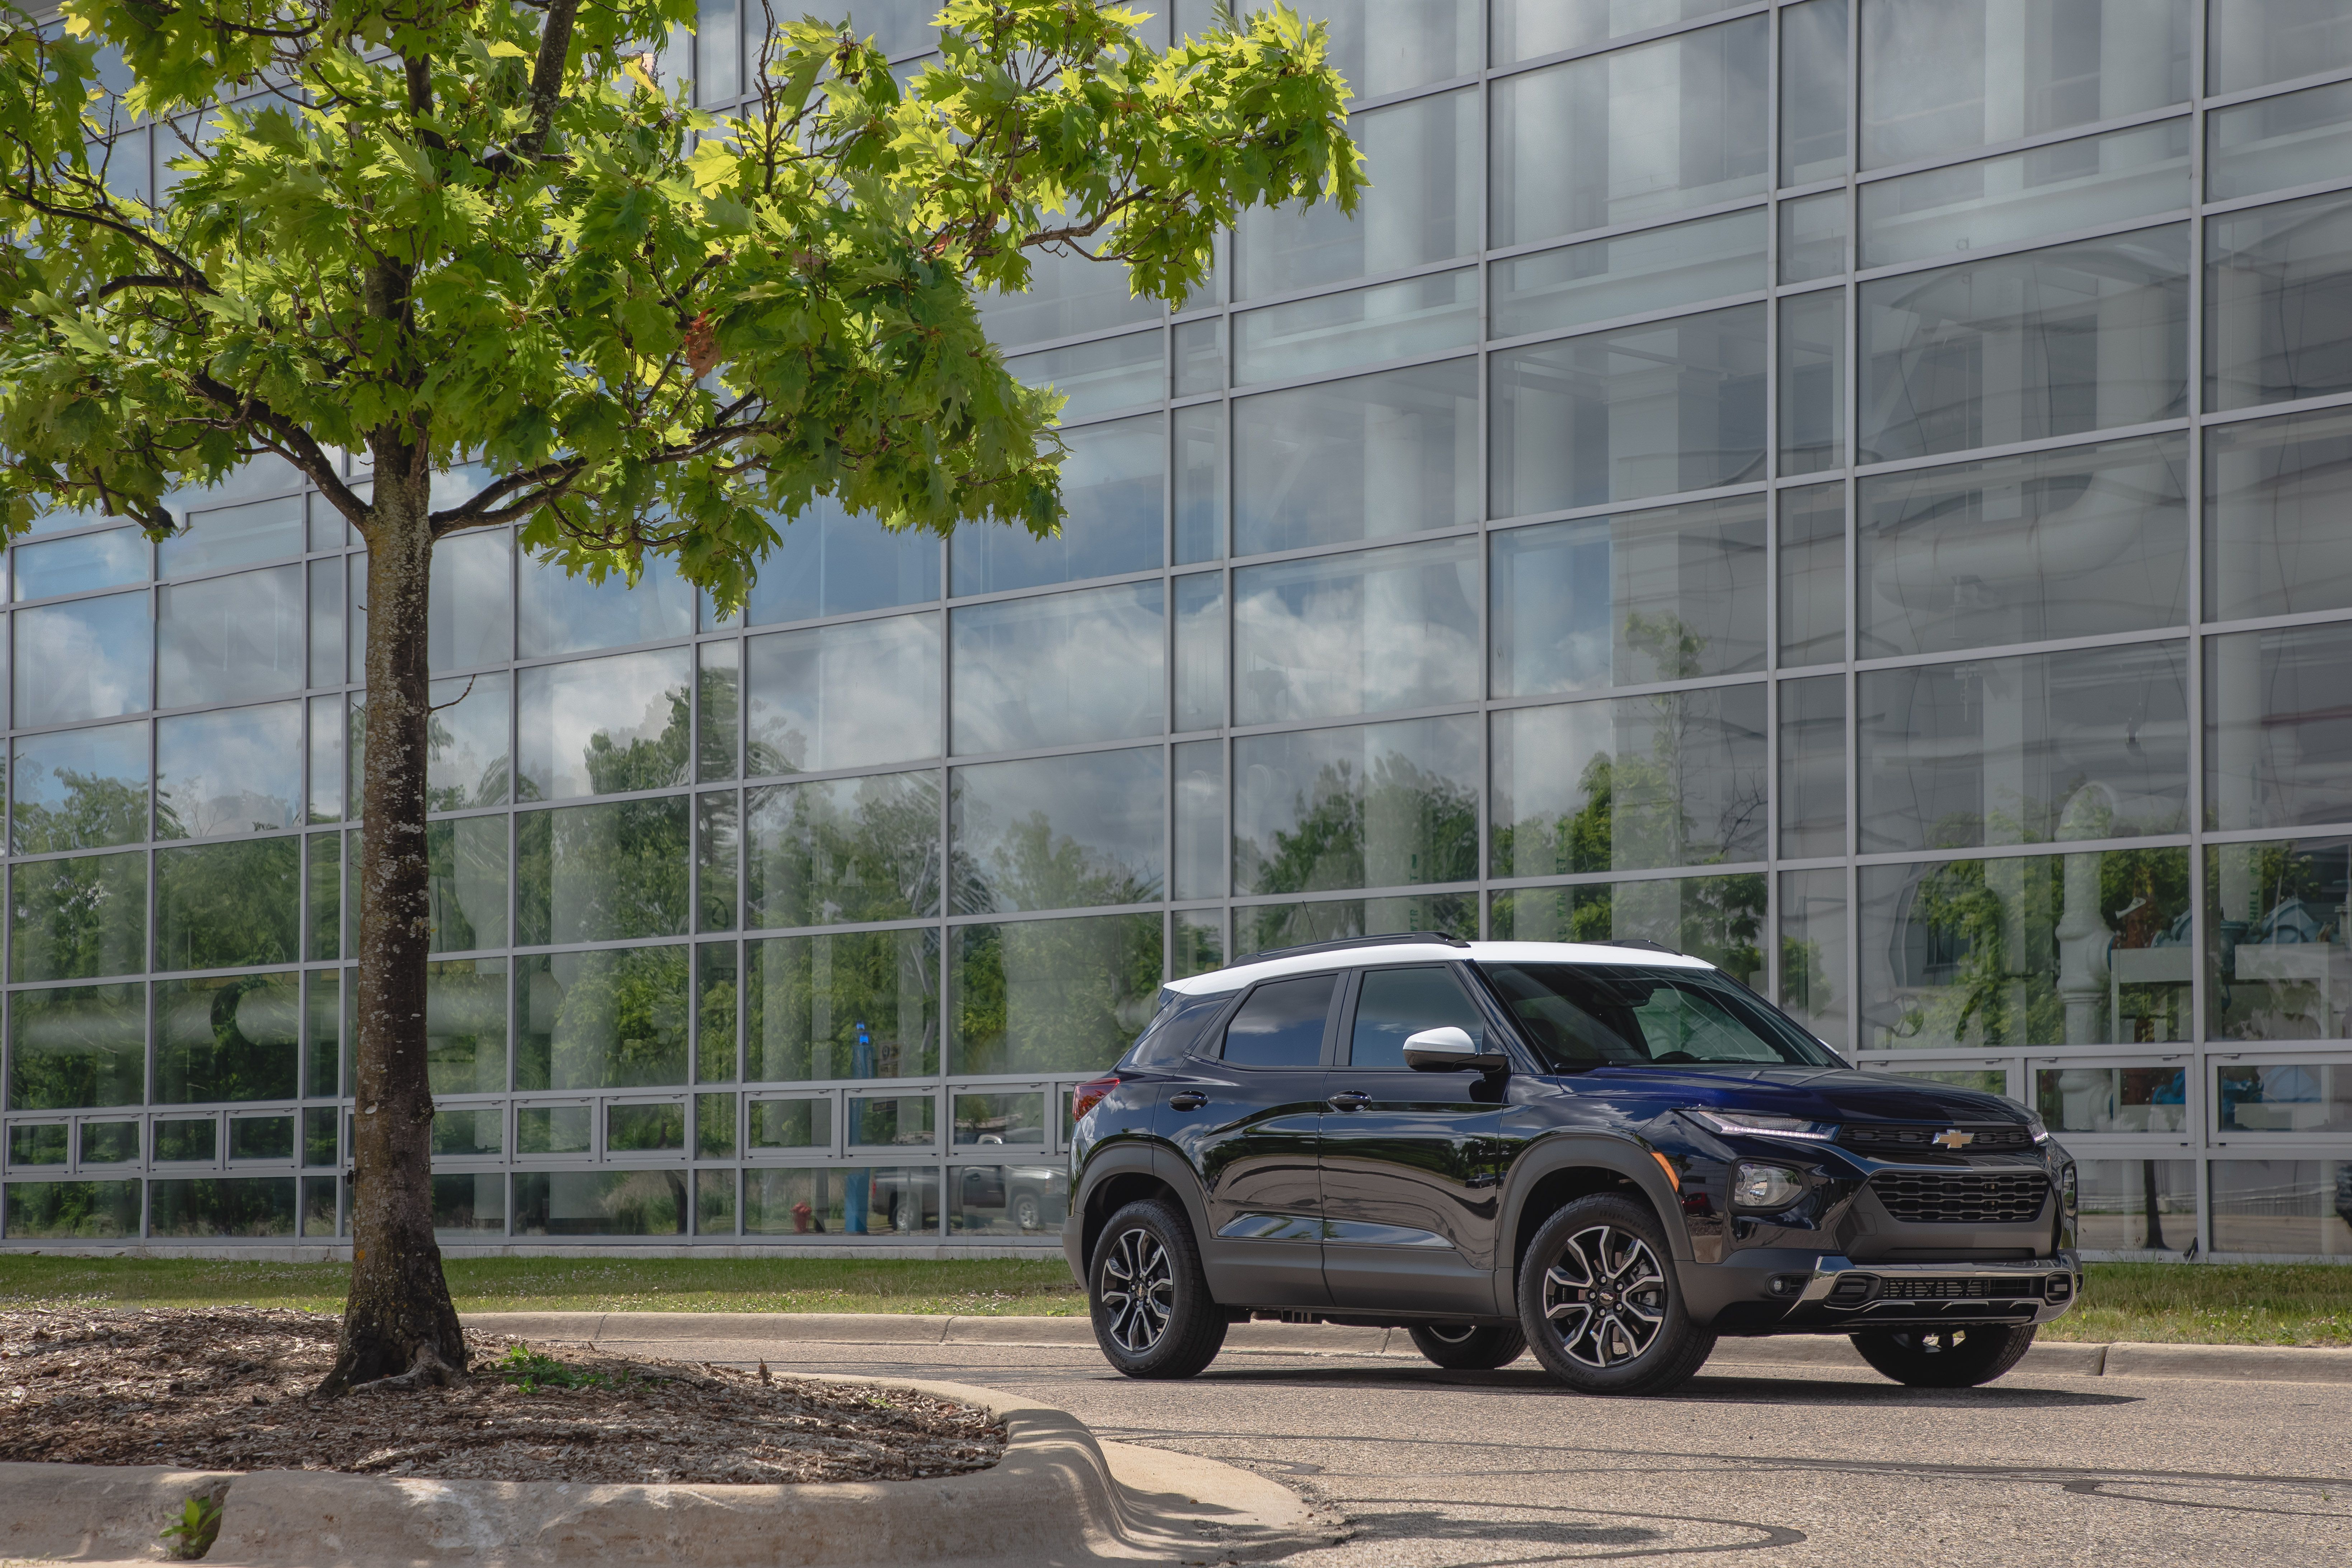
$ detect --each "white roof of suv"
[1166,938,1714,996]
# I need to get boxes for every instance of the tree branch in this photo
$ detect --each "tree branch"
[512,0,580,166]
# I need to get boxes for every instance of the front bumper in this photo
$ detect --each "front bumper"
[1691,1249,2084,1334]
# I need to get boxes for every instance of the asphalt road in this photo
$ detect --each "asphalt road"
[588,1328,2352,1567]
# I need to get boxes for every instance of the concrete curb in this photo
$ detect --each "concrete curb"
[0,1376,1328,1567]
[466,1310,2352,1386]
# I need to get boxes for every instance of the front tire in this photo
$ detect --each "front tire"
[1850,1324,2037,1388]
[1407,1322,1527,1370]
[1088,1199,1227,1379]
[1517,1194,1715,1396]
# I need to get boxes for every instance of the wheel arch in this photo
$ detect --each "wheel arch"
[1501,1135,1694,1285]
[1072,1144,1211,1281]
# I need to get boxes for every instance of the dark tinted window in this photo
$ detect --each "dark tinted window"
[1221,974,1337,1068]
[1479,963,1841,1071]
[1125,989,1233,1068]
[1349,966,1486,1069]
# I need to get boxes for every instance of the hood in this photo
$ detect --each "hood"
[1576,1064,2027,1126]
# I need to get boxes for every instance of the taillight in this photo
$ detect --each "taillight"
[1072,1076,1121,1121]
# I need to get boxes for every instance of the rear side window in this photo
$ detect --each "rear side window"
[1349,966,1486,1069]
[1221,974,1338,1068]
[1124,989,1233,1068]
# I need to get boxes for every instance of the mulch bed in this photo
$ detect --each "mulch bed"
[0,1307,1004,1485]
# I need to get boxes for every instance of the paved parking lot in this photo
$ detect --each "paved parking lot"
[571,1326,2352,1566]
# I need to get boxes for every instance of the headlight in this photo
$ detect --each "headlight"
[1687,1109,1839,1142]
[2025,1109,2053,1145]
[1732,1163,1808,1210]
[2061,1163,2078,1217]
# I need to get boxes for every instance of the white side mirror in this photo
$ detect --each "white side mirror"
[1402,1025,1503,1073]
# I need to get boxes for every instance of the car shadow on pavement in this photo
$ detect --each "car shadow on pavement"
[1187,1362,2140,1408]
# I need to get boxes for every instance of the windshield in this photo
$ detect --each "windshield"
[1477,963,1842,1071]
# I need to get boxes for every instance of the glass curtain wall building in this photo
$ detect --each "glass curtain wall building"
[9,0,2352,1259]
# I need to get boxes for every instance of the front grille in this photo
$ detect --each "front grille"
[1841,1122,2036,1156]
[1875,1276,2039,1300]
[1871,1171,2050,1224]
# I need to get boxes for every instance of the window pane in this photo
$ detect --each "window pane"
[1858,0,2188,170]
[695,1091,737,1157]
[1779,675,1846,859]
[156,836,300,971]
[1234,362,1478,555]
[743,1164,935,1236]
[1860,846,2191,1048]
[153,973,300,1104]
[2208,622,2352,832]
[847,1092,934,1149]
[516,648,690,801]
[431,529,514,670]
[2210,1160,2352,1257]
[2207,77,2352,203]
[516,546,690,659]
[517,1103,592,1153]
[1174,572,1225,732]
[2205,405,2352,622]
[1235,270,1477,386]
[514,1170,687,1236]
[1778,866,1848,1049]
[1488,873,1766,985]
[1778,290,1845,476]
[1234,537,1478,727]
[1858,641,2188,852]
[696,643,738,783]
[749,1095,831,1150]
[17,527,146,601]
[1236,90,1476,299]
[2207,837,2351,1042]
[1349,966,1484,1069]
[951,913,1164,1075]
[17,592,151,727]
[515,945,690,1089]
[1491,686,1769,876]
[1778,482,1846,668]
[155,701,302,838]
[159,494,301,579]
[950,413,1163,593]
[2038,1066,2191,1132]
[1237,892,1476,954]
[1491,210,1767,342]
[745,769,942,927]
[1174,404,1225,565]
[426,815,508,952]
[694,0,738,103]
[514,797,689,944]
[745,929,941,1081]
[1221,973,1335,1067]
[10,852,147,982]
[150,1177,297,1237]
[1490,18,1769,247]
[1861,120,2189,272]
[1493,0,1746,62]
[1490,304,1767,516]
[232,1117,294,1170]
[309,694,342,822]
[950,1160,1068,1237]
[1252,0,1473,96]
[978,247,1158,349]
[1779,191,1848,284]
[698,790,738,932]
[2208,0,2352,94]
[156,1118,219,1170]
[950,584,1161,754]
[952,749,1164,913]
[304,970,341,1097]
[6,983,145,1110]
[2,1179,143,1239]
[744,495,941,625]
[1006,333,1162,423]
[1174,318,1222,398]
[1175,738,1225,901]
[1490,495,1766,696]
[430,1172,503,1236]
[1858,230,2188,465]
[424,957,507,1094]
[12,720,149,851]
[305,833,340,961]
[1234,714,1478,895]
[607,1100,687,1153]
[698,939,739,1081]
[306,554,343,688]
[747,612,941,773]
[1175,907,1227,975]
[156,563,302,708]
[7,1123,67,1166]
[1781,0,1850,185]
[1856,434,2189,658]
[2207,189,2352,412]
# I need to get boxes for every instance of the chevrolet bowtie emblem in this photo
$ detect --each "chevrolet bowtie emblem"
[1933,1128,1976,1149]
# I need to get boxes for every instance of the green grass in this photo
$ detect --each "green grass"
[3,1257,2346,1346]
[0,1255,1086,1317]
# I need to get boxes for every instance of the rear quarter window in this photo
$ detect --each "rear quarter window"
[1123,989,1234,1067]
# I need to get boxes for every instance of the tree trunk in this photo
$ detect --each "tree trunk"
[316,470,469,1396]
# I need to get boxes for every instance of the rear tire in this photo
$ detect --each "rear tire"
[1517,1194,1715,1396]
[1088,1198,1227,1379]
[1850,1324,2037,1388]
[1407,1322,1527,1370]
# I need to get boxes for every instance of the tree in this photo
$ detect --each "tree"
[0,0,1357,1393]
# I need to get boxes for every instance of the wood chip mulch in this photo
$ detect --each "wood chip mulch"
[0,1307,1005,1485]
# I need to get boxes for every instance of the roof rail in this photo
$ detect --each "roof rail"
[1229,930,1473,967]
[1591,938,1682,955]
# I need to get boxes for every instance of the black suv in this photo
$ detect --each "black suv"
[1062,934,2081,1396]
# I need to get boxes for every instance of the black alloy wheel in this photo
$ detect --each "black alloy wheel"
[1849,1324,2038,1388]
[1088,1198,1227,1379]
[1407,1321,1529,1370]
[1517,1194,1716,1396]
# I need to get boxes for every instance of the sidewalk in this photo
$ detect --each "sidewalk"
[461,1310,2352,1385]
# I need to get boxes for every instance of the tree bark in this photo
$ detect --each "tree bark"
[315,462,469,1397]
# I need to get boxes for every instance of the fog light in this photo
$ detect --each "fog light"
[1767,1273,1808,1297]
[1732,1163,1807,1210]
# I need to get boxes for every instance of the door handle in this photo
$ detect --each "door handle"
[1327,1089,1371,1111]
[1168,1091,1208,1111]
